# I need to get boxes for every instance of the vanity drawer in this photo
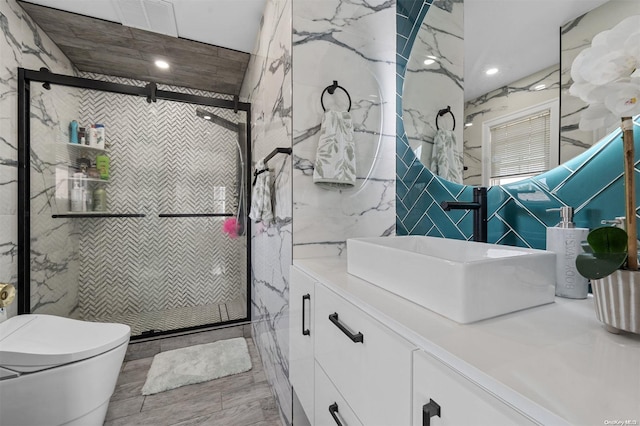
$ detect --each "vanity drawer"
[413,350,537,426]
[315,361,363,426]
[314,283,415,426]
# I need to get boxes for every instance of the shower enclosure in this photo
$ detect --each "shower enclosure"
[17,68,251,338]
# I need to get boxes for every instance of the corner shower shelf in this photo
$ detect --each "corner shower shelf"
[52,213,146,218]
[64,142,106,153]
[64,177,109,184]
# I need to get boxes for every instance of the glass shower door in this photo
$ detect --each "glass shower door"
[25,73,249,337]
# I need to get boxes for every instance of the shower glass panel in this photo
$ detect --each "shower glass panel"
[23,71,249,338]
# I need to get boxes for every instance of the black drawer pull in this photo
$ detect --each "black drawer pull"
[302,294,311,336]
[329,313,364,343]
[329,402,343,426]
[422,398,441,426]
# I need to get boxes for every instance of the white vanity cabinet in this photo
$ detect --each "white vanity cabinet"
[290,267,315,422]
[291,258,640,426]
[314,361,363,426]
[290,265,416,426]
[412,350,537,426]
[314,283,415,426]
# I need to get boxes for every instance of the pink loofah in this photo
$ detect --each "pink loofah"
[222,217,239,238]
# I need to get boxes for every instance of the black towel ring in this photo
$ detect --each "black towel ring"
[321,80,352,112]
[436,106,456,131]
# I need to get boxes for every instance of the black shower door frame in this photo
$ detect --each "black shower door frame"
[17,67,252,339]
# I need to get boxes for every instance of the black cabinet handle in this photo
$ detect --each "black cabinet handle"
[329,402,343,426]
[302,294,311,336]
[422,399,441,426]
[329,313,363,343]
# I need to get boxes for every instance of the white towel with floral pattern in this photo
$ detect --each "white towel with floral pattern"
[430,129,463,184]
[249,159,274,224]
[313,111,356,187]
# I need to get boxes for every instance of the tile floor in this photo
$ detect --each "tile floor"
[104,326,282,426]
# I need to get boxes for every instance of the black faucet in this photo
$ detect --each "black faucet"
[440,187,488,243]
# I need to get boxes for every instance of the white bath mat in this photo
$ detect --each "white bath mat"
[141,337,252,395]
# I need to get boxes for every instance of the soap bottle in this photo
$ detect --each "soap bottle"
[546,207,589,299]
[70,176,84,212]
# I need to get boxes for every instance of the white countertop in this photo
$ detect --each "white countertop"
[294,257,640,426]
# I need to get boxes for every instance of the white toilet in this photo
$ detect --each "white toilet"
[0,314,130,426]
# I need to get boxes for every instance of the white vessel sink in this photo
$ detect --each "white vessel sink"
[347,236,556,324]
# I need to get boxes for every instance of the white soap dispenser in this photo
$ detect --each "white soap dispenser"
[546,207,589,299]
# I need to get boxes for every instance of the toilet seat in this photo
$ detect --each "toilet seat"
[0,314,130,373]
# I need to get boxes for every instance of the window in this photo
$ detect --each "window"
[482,99,559,186]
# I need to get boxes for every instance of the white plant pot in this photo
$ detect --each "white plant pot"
[591,269,640,335]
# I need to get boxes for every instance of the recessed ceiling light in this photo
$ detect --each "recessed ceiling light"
[533,84,546,91]
[485,67,499,75]
[465,122,473,127]
[155,60,170,69]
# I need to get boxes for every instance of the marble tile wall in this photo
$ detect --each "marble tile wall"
[463,65,559,186]
[292,0,397,259]
[1,0,78,318]
[28,83,81,317]
[240,0,293,424]
[401,0,463,170]
[560,0,637,164]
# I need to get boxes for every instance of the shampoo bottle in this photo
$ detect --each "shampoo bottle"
[69,121,78,144]
[546,207,589,299]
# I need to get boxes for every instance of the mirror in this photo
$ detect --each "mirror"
[401,0,632,186]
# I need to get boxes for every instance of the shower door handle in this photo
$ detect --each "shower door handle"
[302,294,310,336]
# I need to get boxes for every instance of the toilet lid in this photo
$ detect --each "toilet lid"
[0,314,130,373]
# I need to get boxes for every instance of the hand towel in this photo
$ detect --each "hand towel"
[430,129,463,184]
[249,159,274,224]
[313,110,356,187]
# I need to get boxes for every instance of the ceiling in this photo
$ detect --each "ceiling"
[19,0,266,95]
[19,0,613,99]
[464,0,612,101]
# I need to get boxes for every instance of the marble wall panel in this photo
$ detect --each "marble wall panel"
[292,0,396,259]
[240,0,293,424]
[1,0,78,316]
[402,0,463,169]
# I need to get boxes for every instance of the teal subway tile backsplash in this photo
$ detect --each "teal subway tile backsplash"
[396,3,640,249]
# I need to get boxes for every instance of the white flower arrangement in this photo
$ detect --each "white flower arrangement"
[570,15,640,130]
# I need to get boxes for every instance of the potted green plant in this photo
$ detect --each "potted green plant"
[576,226,640,334]
[570,15,640,335]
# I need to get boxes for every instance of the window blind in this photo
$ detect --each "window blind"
[490,109,551,180]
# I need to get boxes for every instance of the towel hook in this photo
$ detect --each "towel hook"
[436,106,456,131]
[321,80,352,112]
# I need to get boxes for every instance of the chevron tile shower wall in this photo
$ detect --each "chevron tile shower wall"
[26,71,249,335]
[396,0,640,248]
